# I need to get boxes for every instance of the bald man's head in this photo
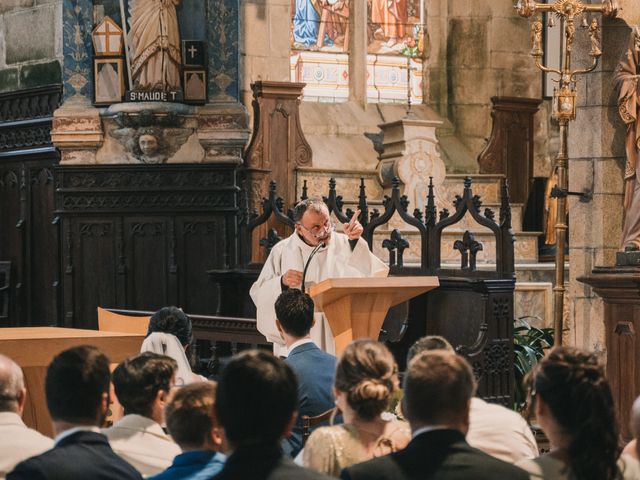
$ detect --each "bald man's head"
[0,354,25,413]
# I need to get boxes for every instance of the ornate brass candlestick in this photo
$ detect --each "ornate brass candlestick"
[515,0,619,345]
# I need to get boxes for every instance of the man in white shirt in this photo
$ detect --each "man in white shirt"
[103,352,181,476]
[0,354,53,478]
[250,199,388,356]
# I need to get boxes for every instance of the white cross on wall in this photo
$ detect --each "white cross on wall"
[188,45,198,59]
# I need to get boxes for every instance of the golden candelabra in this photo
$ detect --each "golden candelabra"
[515,0,619,345]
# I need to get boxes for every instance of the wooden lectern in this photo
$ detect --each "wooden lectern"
[308,276,439,355]
[0,327,144,438]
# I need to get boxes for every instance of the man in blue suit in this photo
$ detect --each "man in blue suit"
[8,345,142,480]
[275,288,337,458]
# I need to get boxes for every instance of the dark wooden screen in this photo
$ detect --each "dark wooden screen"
[55,165,240,329]
[0,85,62,327]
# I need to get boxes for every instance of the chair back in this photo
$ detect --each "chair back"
[301,407,336,446]
[97,307,150,334]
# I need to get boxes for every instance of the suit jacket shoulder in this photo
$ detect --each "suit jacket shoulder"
[341,429,529,480]
[7,431,142,480]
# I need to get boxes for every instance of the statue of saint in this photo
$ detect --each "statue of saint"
[614,27,640,249]
[588,18,601,57]
[128,0,182,92]
[531,19,543,56]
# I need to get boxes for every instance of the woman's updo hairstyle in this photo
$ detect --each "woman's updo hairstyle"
[334,340,398,420]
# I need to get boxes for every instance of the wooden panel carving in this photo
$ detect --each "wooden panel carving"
[477,96,542,205]
[244,81,311,262]
[125,219,169,311]
[578,267,640,441]
[55,164,240,329]
[72,220,118,329]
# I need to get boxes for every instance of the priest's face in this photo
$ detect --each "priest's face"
[296,206,333,246]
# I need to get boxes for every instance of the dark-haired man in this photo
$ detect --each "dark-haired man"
[341,350,529,480]
[275,288,336,457]
[8,346,142,480]
[250,198,388,356]
[103,352,181,477]
[150,382,225,480]
[212,350,331,480]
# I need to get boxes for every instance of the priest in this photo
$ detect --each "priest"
[250,199,389,356]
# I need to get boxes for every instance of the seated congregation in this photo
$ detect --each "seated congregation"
[1,291,639,480]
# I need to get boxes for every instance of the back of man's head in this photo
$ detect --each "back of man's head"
[215,350,298,447]
[275,288,314,338]
[0,354,24,413]
[403,350,476,429]
[45,345,110,424]
[112,352,177,418]
[406,335,454,364]
[166,382,218,451]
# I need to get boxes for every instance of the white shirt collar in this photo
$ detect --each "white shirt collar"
[286,338,315,356]
[412,425,450,439]
[54,425,101,445]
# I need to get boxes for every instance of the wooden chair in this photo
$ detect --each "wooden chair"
[97,307,150,334]
[301,407,337,446]
[97,307,150,427]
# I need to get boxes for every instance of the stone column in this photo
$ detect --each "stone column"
[349,0,368,107]
[51,0,102,164]
[568,19,632,349]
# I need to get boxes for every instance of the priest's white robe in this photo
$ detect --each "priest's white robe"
[250,232,389,356]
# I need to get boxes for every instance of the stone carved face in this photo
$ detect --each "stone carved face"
[129,129,167,164]
[139,134,159,156]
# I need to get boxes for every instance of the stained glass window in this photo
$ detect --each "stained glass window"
[290,0,424,104]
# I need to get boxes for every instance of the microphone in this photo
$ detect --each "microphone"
[301,242,325,293]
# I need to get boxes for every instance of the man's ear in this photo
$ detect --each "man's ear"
[98,392,111,427]
[276,320,284,335]
[210,426,223,448]
[15,388,27,413]
[311,317,316,328]
[460,399,471,435]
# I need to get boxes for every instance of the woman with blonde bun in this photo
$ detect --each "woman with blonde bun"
[303,339,410,477]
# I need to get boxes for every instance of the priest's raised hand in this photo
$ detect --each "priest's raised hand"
[343,209,363,240]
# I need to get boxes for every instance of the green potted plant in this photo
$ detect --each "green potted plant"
[513,316,554,411]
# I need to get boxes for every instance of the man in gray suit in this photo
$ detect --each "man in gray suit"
[0,354,53,477]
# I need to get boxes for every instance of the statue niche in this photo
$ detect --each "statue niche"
[128,0,182,92]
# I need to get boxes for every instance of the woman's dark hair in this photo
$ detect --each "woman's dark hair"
[147,306,193,346]
[334,340,398,421]
[531,346,619,480]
